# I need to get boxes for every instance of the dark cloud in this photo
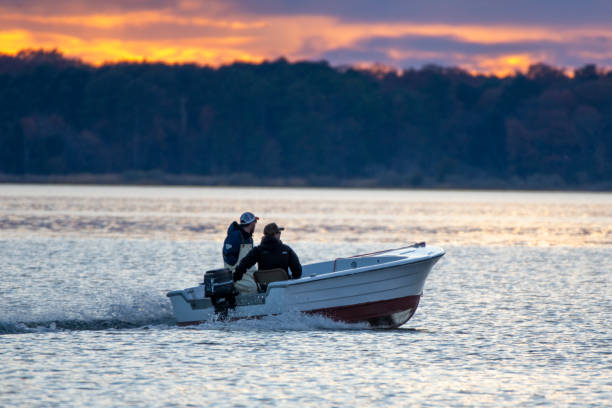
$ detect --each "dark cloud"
[323,47,453,69]
[224,0,612,26]
[0,0,182,15]
[361,35,543,55]
[318,47,391,65]
[321,34,612,69]
[2,0,612,26]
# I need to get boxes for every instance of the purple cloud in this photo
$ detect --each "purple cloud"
[320,34,612,69]
[225,0,612,26]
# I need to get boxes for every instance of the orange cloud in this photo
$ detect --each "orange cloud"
[0,29,261,65]
[470,54,538,77]
[1,7,611,74]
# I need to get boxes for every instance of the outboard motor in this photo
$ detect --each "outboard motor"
[204,268,238,318]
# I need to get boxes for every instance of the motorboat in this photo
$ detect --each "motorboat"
[166,242,444,329]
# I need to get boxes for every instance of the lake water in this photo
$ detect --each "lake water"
[0,185,610,407]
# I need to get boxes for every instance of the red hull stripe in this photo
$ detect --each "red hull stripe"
[176,295,421,326]
[307,295,421,323]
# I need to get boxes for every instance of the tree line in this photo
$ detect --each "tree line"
[1,49,611,189]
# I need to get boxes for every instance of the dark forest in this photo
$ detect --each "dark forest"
[1,50,611,189]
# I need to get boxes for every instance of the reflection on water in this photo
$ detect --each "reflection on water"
[1,185,611,246]
[0,239,610,407]
[0,185,611,407]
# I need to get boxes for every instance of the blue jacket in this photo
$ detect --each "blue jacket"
[222,222,254,266]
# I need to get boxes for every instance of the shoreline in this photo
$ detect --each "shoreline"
[1,172,611,192]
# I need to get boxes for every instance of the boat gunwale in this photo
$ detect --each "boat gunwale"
[166,247,444,299]
[266,248,445,289]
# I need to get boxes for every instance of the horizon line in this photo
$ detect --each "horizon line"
[3,47,610,79]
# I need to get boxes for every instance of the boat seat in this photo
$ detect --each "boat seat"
[253,268,289,292]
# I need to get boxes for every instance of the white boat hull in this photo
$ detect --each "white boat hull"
[167,244,444,329]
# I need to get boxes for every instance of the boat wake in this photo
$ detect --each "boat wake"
[184,311,371,331]
[1,311,372,334]
[0,289,175,335]
[0,287,372,334]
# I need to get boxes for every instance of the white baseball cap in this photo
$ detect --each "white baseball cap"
[240,212,259,225]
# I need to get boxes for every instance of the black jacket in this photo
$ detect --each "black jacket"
[233,236,302,281]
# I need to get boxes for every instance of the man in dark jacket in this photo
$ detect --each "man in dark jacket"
[233,223,302,284]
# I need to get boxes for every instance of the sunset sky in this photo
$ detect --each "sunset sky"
[1,0,611,75]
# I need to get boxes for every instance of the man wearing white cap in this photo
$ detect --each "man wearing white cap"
[222,211,259,293]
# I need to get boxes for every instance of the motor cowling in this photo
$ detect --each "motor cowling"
[204,268,237,317]
[204,268,235,297]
